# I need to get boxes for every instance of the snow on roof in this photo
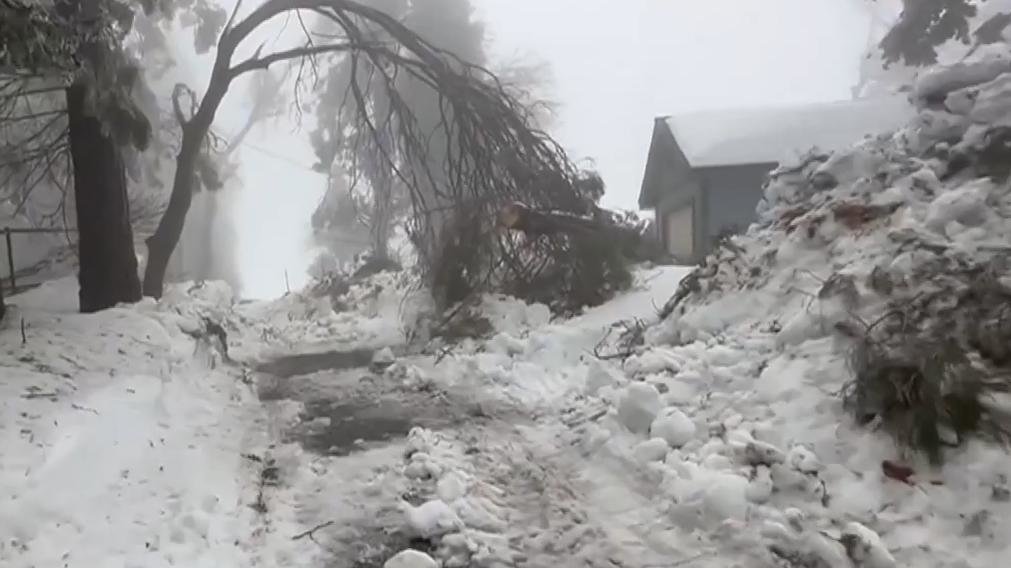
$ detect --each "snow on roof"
[664,96,916,168]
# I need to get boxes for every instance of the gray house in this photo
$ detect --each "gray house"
[638,97,915,262]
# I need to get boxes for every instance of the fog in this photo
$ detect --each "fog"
[154,6,330,299]
[151,0,876,299]
[474,0,873,210]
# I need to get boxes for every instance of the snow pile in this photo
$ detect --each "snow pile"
[394,427,519,567]
[0,278,275,568]
[237,269,426,360]
[619,57,1011,566]
[384,548,438,568]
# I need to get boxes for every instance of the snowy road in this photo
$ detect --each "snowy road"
[1,270,700,568]
[230,266,723,567]
[252,343,696,567]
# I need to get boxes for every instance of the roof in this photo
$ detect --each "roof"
[662,96,916,168]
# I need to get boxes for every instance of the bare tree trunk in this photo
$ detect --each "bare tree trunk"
[66,82,143,313]
[142,81,230,298]
[143,129,203,298]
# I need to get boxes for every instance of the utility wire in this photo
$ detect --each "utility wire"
[235,140,318,172]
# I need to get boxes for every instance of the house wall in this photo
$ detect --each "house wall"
[642,121,775,263]
[697,163,775,255]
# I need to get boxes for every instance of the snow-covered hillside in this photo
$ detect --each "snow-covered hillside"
[628,57,1011,566]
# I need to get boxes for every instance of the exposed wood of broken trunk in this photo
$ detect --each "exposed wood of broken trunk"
[498,202,666,263]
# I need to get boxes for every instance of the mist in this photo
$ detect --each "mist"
[142,0,509,300]
[127,0,880,300]
[146,4,333,299]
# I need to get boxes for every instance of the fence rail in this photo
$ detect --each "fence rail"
[2,226,77,293]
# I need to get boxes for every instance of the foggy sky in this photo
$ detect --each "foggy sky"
[474,0,872,210]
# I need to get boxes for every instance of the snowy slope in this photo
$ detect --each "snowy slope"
[637,59,1011,566]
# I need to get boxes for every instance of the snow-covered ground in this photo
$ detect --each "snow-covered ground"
[2,248,1008,567]
[239,265,710,568]
[0,279,275,567]
[5,54,1011,568]
[0,265,703,567]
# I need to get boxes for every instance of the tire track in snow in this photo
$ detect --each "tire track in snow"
[251,351,473,567]
[440,405,713,568]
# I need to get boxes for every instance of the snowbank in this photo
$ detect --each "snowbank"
[0,279,275,567]
[639,56,1011,566]
[234,269,426,362]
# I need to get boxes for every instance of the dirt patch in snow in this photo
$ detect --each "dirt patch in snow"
[293,397,457,456]
[256,348,378,378]
[257,350,466,456]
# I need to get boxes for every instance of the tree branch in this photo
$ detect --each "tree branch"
[224,0,244,33]
[229,42,358,78]
[4,109,66,122]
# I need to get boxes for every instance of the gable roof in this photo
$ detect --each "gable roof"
[663,96,915,169]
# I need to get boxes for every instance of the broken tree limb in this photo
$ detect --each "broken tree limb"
[498,202,670,264]
[499,201,601,236]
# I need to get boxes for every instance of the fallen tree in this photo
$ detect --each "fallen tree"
[143,0,644,316]
[497,200,670,313]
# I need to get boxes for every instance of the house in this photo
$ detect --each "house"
[638,97,916,263]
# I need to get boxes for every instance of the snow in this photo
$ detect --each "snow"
[841,521,896,568]
[384,549,438,568]
[584,360,622,395]
[649,408,695,448]
[0,279,271,568]
[7,52,1011,568]
[632,438,669,463]
[913,57,1011,105]
[372,345,396,367]
[664,96,916,168]
[401,499,464,539]
[642,53,1011,568]
[616,382,663,433]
